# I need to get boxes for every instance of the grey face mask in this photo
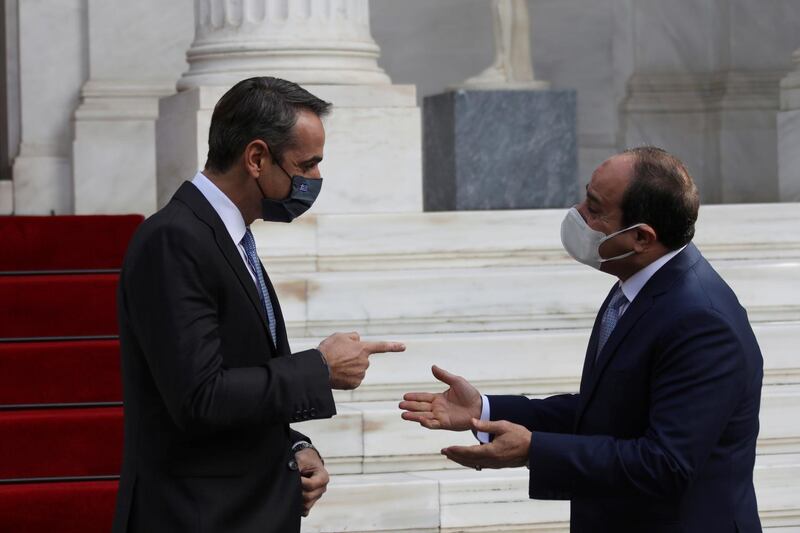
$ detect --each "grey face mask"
[259,155,322,223]
[560,207,643,270]
[261,175,322,223]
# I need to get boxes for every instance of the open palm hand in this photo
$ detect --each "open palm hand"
[400,366,482,431]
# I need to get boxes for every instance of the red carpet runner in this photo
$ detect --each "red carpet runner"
[0,214,142,533]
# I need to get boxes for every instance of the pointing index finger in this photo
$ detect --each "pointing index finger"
[363,341,406,355]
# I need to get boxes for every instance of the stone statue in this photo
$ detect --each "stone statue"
[458,0,549,90]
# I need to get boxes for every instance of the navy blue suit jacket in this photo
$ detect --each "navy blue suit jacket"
[489,243,763,532]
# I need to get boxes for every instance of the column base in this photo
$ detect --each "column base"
[12,151,73,215]
[0,181,13,215]
[73,81,173,215]
[157,84,423,214]
[74,120,159,215]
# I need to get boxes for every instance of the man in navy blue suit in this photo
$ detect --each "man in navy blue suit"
[401,147,763,532]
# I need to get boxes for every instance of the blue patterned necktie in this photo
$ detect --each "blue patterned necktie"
[596,285,628,361]
[241,228,278,343]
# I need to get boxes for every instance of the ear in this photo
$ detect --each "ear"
[632,224,657,252]
[242,140,271,178]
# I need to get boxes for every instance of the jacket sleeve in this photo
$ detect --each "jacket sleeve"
[121,223,336,434]
[527,308,749,500]
[488,393,579,434]
[290,429,311,445]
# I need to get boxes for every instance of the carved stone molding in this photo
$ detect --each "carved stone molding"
[622,70,785,113]
[178,0,390,89]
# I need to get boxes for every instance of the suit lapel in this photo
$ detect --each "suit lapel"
[173,182,272,341]
[574,243,703,428]
[577,286,615,400]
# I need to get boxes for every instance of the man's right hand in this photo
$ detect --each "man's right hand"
[318,332,405,390]
[399,366,482,431]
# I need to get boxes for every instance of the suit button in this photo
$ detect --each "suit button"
[310,407,317,416]
[288,460,298,471]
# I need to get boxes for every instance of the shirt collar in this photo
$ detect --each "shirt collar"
[618,245,687,303]
[190,171,247,245]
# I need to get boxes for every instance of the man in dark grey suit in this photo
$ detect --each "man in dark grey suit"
[113,77,405,533]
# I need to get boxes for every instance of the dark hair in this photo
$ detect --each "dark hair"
[620,146,700,250]
[205,77,331,173]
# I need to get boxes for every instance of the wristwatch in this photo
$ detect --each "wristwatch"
[291,440,317,455]
[288,441,322,471]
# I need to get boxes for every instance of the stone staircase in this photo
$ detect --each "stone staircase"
[252,203,800,532]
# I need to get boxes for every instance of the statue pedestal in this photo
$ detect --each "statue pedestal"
[423,89,578,211]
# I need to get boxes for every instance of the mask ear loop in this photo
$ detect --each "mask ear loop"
[266,146,293,181]
[597,223,646,264]
[254,168,268,200]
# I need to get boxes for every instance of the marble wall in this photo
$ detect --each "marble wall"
[619,0,800,203]
[779,50,800,202]
[2,0,799,213]
[372,0,800,205]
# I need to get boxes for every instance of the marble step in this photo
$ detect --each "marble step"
[271,259,800,337]
[299,453,800,532]
[289,322,800,403]
[254,203,800,273]
[302,384,800,475]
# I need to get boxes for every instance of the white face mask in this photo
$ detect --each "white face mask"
[560,207,644,270]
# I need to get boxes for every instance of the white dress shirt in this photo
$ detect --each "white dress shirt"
[190,171,260,286]
[476,245,688,443]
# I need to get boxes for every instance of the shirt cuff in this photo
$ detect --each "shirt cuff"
[476,394,491,443]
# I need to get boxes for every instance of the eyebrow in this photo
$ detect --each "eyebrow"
[585,184,602,206]
[301,156,322,168]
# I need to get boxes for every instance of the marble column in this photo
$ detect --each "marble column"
[158,0,422,214]
[72,0,193,215]
[177,0,390,90]
[11,0,86,215]
[778,49,800,202]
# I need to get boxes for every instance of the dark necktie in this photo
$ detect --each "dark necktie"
[241,228,278,342]
[596,286,628,361]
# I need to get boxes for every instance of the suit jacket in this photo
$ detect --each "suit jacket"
[112,182,336,533]
[490,243,763,533]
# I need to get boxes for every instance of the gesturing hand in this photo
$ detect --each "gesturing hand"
[295,448,329,517]
[399,366,482,431]
[318,332,406,390]
[441,418,532,470]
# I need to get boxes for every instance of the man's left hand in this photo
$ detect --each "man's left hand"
[441,418,532,470]
[295,448,329,517]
